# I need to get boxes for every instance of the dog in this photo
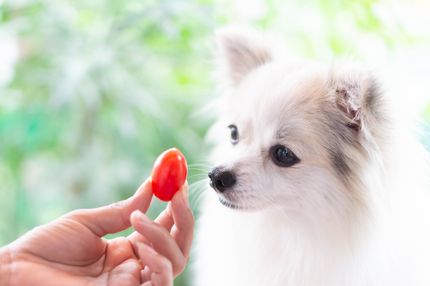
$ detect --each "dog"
[193,27,430,286]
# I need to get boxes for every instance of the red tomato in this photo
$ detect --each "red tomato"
[151,148,188,201]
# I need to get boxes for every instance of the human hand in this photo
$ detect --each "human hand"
[0,178,194,286]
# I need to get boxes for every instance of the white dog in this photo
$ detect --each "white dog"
[193,28,430,286]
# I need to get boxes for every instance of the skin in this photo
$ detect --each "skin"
[0,178,194,286]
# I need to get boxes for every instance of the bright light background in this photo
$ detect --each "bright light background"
[1,0,429,284]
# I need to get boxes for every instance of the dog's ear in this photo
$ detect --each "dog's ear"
[215,27,273,86]
[329,65,382,132]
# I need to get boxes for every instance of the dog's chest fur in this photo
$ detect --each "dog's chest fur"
[193,191,428,286]
[194,192,334,286]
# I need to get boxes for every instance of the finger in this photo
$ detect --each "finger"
[128,187,183,250]
[153,182,190,233]
[67,178,153,237]
[107,259,142,285]
[141,266,152,283]
[131,210,186,275]
[153,181,190,232]
[103,237,137,272]
[154,204,174,231]
[170,182,194,257]
[128,203,174,257]
[136,243,173,286]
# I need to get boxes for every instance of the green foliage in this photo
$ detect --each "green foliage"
[0,0,429,284]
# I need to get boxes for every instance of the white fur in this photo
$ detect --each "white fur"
[193,28,430,286]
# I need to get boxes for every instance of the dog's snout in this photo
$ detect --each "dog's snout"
[208,167,236,192]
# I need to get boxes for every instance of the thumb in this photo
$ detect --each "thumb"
[66,178,153,237]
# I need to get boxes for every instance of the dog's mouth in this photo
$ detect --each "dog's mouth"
[218,197,257,211]
[218,197,243,209]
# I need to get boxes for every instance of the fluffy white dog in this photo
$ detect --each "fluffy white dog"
[193,28,430,286]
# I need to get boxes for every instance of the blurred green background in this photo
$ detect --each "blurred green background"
[1,0,429,284]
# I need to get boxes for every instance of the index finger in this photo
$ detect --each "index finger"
[66,177,153,237]
[170,182,194,257]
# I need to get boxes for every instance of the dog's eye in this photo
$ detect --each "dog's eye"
[228,124,239,145]
[270,144,300,167]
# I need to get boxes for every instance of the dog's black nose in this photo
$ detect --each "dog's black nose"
[208,167,236,192]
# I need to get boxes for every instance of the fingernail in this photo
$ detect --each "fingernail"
[138,213,152,224]
[133,178,152,198]
[131,210,142,221]
[182,182,190,207]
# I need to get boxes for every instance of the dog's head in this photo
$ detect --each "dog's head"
[208,28,386,226]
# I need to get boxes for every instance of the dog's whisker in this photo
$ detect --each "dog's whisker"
[188,162,212,168]
[189,179,209,209]
[188,173,208,180]
[188,166,210,171]
[189,179,207,192]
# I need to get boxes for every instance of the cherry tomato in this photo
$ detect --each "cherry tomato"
[151,148,188,201]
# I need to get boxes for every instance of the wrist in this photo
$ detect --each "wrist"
[0,246,12,286]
